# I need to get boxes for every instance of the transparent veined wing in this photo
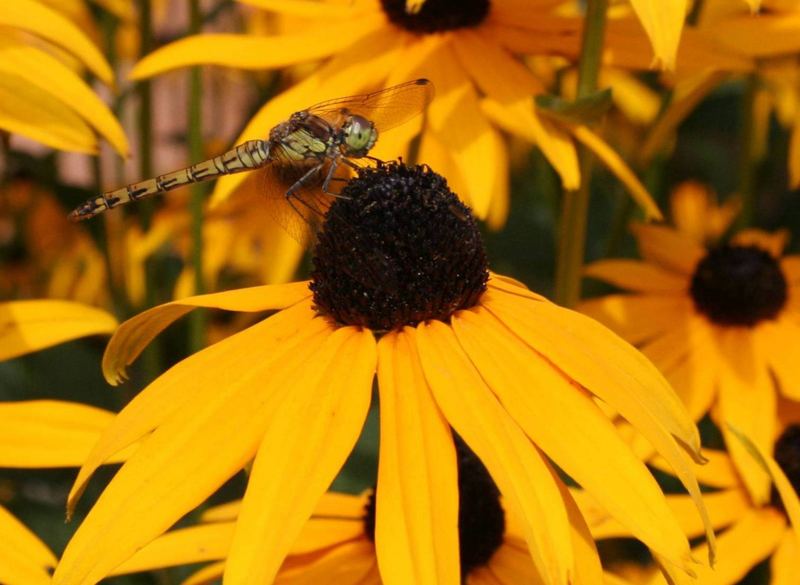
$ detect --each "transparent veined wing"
[307,78,434,134]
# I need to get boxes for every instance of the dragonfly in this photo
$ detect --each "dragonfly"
[69,79,435,242]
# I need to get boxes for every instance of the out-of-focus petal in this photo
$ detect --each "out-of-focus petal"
[584,260,687,293]
[0,300,116,362]
[238,0,373,18]
[375,330,459,585]
[131,15,383,79]
[0,400,125,468]
[761,319,800,401]
[223,327,375,585]
[0,39,128,156]
[1,0,113,83]
[578,295,691,345]
[102,281,311,384]
[731,228,789,257]
[627,0,689,70]
[0,506,55,585]
[630,223,706,275]
[771,530,800,585]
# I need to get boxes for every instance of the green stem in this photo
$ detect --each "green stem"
[735,73,760,229]
[553,0,608,307]
[188,0,207,352]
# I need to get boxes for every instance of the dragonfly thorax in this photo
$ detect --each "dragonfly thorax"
[341,115,378,157]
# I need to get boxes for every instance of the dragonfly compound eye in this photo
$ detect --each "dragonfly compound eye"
[343,115,378,154]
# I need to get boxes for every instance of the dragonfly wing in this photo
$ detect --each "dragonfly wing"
[307,79,434,134]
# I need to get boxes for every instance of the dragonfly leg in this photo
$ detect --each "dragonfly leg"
[320,158,351,200]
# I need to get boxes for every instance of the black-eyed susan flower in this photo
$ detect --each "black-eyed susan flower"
[128,0,748,227]
[576,423,800,584]
[56,162,713,585]
[580,188,800,505]
[0,0,127,155]
[106,439,627,585]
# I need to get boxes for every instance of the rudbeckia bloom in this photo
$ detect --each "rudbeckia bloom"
[577,425,800,584]
[580,192,800,504]
[56,162,713,585]
[129,0,747,226]
[107,440,625,585]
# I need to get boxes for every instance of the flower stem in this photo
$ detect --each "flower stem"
[188,0,207,352]
[735,73,761,229]
[554,0,608,307]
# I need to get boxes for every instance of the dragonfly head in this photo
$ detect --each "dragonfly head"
[341,114,378,156]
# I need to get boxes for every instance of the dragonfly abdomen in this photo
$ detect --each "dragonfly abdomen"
[69,140,270,221]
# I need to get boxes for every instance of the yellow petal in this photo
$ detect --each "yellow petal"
[475,544,542,584]
[451,30,580,190]
[290,518,366,555]
[131,15,383,80]
[275,540,377,585]
[182,561,225,585]
[569,124,662,220]
[578,294,690,345]
[414,321,574,585]
[771,530,799,585]
[690,508,786,585]
[1,0,112,83]
[0,39,128,156]
[731,228,789,257]
[69,301,321,516]
[715,329,775,504]
[630,223,705,275]
[210,28,401,206]
[710,13,800,57]
[102,281,310,384]
[0,400,125,468]
[584,259,687,293]
[451,306,693,570]
[651,448,741,490]
[557,481,604,584]
[0,506,55,585]
[0,300,116,362]
[0,73,97,153]
[223,327,376,585]
[237,0,371,18]
[375,330,460,585]
[110,523,234,575]
[627,0,689,69]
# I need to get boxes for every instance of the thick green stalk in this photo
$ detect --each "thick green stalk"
[735,73,760,229]
[187,0,207,352]
[553,0,608,307]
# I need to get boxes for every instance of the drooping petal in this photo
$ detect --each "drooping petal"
[450,307,694,570]
[627,0,689,70]
[577,294,691,345]
[0,300,116,362]
[584,260,687,293]
[210,28,402,206]
[452,30,580,190]
[374,330,460,585]
[557,479,604,584]
[0,400,125,468]
[414,322,574,585]
[223,326,376,585]
[102,281,311,383]
[55,314,337,585]
[715,328,775,504]
[630,223,706,276]
[1,0,113,83]
[69,301,322,515]
[131,15,383,79]
[0,39,128,155]
[110,523,235,575]
[0,505,55,585]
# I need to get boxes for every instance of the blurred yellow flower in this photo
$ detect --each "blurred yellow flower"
[129,0,747,228]
[56,163,711,585]
[0,0,128,155]
[581,187,800,505]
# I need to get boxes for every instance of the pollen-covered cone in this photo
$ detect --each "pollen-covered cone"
[580,186,800,504]
[0,0,128,154]
[55,162,713,585]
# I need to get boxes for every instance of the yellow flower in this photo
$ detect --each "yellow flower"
[576,423,800,584]
[581,189,800,505]
[128,0,747,227]
[0,0,128,155]
[56,162,712,585]
[106,441,629,585]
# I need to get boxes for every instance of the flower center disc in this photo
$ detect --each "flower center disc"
[380,0,491,33]
[363,437,505,578]
[310,162,488,331]
[689,245,787,327]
